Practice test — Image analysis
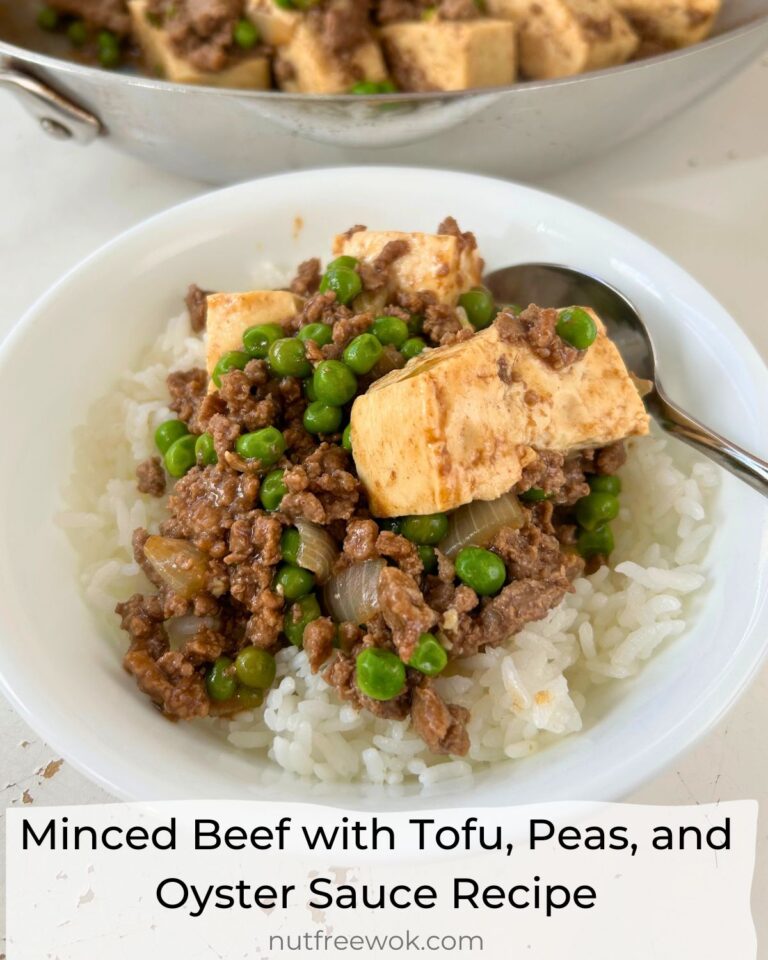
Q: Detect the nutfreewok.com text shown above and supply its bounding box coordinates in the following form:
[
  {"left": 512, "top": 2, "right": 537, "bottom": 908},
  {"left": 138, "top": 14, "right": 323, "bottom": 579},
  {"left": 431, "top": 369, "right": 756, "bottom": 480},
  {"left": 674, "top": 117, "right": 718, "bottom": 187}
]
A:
[{"left": 267, "top": 930, "right": 484, "bottom": 952}]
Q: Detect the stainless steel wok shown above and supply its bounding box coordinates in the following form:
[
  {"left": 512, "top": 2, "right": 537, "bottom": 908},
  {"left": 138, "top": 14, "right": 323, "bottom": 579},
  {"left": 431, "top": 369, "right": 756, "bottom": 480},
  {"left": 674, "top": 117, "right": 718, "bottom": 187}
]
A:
[{"left": 1, "top": 0, "right": 767, "bottom": 183}]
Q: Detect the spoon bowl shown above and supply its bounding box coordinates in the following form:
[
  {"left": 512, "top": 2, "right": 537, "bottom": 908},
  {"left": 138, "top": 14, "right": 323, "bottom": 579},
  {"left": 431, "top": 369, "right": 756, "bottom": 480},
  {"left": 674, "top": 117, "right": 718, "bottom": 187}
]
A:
[{"left": 484, "top": 262, "right": 768, "bottom": 497}]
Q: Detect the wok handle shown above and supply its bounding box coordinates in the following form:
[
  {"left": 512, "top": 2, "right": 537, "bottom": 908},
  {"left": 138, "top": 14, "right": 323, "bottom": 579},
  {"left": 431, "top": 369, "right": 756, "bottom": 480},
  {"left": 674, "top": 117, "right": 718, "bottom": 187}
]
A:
[
  {"left": 0, "top": 63, "right": 101, "bottom": 143},
  {"left": 652, "top": 382, "right": 768, "bottom": 498}
]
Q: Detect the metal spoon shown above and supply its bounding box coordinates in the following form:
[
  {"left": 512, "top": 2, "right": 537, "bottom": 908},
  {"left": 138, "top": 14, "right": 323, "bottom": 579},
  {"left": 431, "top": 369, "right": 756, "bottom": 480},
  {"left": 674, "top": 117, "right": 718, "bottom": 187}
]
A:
[{"left": 483, "top": 263, "right": 768, "bottom": 497}]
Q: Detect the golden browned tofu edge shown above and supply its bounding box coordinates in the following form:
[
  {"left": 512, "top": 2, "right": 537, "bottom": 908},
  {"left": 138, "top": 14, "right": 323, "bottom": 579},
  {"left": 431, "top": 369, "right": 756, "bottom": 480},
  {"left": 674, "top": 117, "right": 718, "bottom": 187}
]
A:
[{"left": 350, "top": 309, "right": 649, "bottom": 516}]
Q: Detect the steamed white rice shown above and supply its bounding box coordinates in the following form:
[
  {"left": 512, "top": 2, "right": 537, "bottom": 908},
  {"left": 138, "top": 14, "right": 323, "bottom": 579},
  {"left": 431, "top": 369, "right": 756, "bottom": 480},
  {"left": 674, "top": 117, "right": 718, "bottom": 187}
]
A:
[{"left": 59, "top": 307, "right": 719, "bottom": 788}]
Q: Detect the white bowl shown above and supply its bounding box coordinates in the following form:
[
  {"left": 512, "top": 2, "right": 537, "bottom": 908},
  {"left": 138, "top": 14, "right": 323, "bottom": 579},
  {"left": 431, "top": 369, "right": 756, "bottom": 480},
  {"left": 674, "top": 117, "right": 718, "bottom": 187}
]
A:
[{"left": 1, "top": 167, "right": 767, "bottom": 808}]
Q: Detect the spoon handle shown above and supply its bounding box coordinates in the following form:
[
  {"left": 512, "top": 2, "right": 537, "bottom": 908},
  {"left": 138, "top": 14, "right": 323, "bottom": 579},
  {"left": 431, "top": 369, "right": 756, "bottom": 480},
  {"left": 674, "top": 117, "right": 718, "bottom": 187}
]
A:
[{"left": 652, "top": 385, "right": 768, "bottom": 497}]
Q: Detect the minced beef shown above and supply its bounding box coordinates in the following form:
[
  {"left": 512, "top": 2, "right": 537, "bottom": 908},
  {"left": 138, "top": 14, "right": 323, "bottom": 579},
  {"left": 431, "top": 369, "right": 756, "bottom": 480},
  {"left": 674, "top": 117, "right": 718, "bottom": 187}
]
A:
[
  {"left": 167, "top": 367, "right": 208, "bottom": 428},
  {"left": 290, "top": 259, "right": 322, "bottom": 298},
  {"left": 411, "top": 682, "right": 470, "bottom": 756},
  {"left": 496, "top": 305, "right": 582, "bottom": 371},
  {"left": 136, "top": 456, "right": 167, "bottom": 497},
  {"left": 147, "top": 0, "right": 248, "bottom": 73},
  {"left": 358, "top": 239, "right": 409, "bottom": 291},
  {"left": 185, "top": 284, "right": 209, "bottom": 333},
  {"left": 308, "top": 0, "right": 373, "bottom": 58},
  {"left": 378, "top": 566, "right": 437, "bottom": 663},
  {"left": 50, "top": 0, "right": 130, "bottom": 33},
  {"left": 116, "top": 217, "right": 623, "bottom": 754},
  {"left": 304, "top": 617, "right": 337, "bottom": 672}
]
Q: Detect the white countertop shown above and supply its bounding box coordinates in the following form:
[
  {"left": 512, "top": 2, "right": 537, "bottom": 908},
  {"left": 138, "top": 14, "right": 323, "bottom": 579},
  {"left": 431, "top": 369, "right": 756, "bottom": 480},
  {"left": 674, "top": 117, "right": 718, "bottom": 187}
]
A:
[{"left": 1, "top": 54, "right": 768, "bottom": 951}]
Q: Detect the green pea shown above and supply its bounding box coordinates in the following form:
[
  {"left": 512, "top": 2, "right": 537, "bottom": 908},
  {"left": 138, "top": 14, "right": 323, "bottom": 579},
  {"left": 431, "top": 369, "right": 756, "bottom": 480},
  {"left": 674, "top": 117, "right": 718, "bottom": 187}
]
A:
[
  {"left": 401, "top": 337, "right": 426, "bottom": 360},
  {"left": 232, "top": 687, "right": 264, "bottom": 711},
  {"left": 378, "top": 517, "right": 402, "bottom": 534},
  {"left": 356, "top": 648, "right": 406, "bottom": 701},
  {"left": 284, "top": 593, "right": 321, "bottom": 647},
  {"left": 243, "top": 322, "right": 284, "bottom": 359},
  {"left": 298, "top": 322, "right": 333, "bottom": 346},
  {"left": 195, "top": 432, "right": 218, "bottom": 466},
  {"left": 400, "top": 513, "right": 449, "bottom": 546},
  {"left": 455, "top": 546, "right": 506, "bottom": 596},
  {"left": 303, "top": 377, "right": 318, "bottom": 402},
  {"left": 233, "top": 17, "right": 259, "bottom": 48},
  {"left": 589, "top": 474, "right": 622, "bottom": 495},
  {"left": 372, "top": 315, "right": 409, "bottom": 348},
  {"left": 350, "top": 81, "right": 381, "bottom": 95},
  {"left": 520, "top": 487, "right": 551, "bottom": 502},
  {"left": 97, "top": 30, "right": 121, "bottom": 68},
  {"left": 206, "top": 657, "right": 237, "bottom": 702},
  {"left": 417, "top": 544, "right": 437, "bottom": 574},
  {"left": 280, "top": 527, "right": 301, "bottom": 565},
  {"left": 319, "top": 266, "right": 362, "bottom": 306},
  {"left": 556, "top": 307, "right": 597, "bottom": 350},
  {"left": 407, "top": 313, "right": 424, "bottom": 336},
  {"left": 577, "top": 523, "right": 615, "bottom": 558},
  {"left": 164, "top": 434, "right": 197, "bottom": 478},
  {"left": 507, "top": 303, "right": 523, "bottom": 316},
  {"left": 342, "top": 423, "right": 353, "bottom": 452},
  {"left": 66, "top": 19, "right": 87, "bottom": 44},
  {"left": 154, "top": 419, "right": 189, "bottom": 455},
  {"left": 575, "top": 492, "right": 620, "bottom": 531},
  {"left": 268, "top": 337, "right": 311, "bottom": 378},
  {"left": 260, "top": 469, "right": 287, "bottom": 510},
  {"left": 212, "top": 349, "right": 249, "bottom": 387},
  {"left": 37, "top": 6, "right": 60, "bottom": 30},
  {"left": 343, "top": 333, "right": 382, "bottom": 374},
  {"left": 234, "top": 646, "right": 276, "bottom": 689},
  {"left": 458, "top": 288, "right": 495, "bottom": 329},
  {"left": 408, "top": 633, "right": 448, "bottom": 677},
  {"left": 313, "top": 359, "right": 358, "bottom": 405},
  {"left": 274, "top": 564, "right": 316, "bottom": 600},
  {"left": 327, "top": 255, "right": 358, "bottom": 271},
  {"left": 303, "top": 401, "right": 343, "bottom": 435},
  {"left": 236, "top": 426, "right": 286, "bottom": 467}
]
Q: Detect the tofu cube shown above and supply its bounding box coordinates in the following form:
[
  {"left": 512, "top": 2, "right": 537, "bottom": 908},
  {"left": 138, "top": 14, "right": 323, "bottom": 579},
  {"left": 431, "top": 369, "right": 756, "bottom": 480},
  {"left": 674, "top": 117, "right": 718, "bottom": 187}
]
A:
[
  {"left": 331, "top": 229, "right": 484, "bottom": 305},
  {"left": 380, "top": 20, "right": 517, "bottom": 92},
  {"left": 128, "top": 0, "right": 270, "bottom": 88},
  {"left": 611, "top": 0, "right": 720, "bottom": 48},
  {"left": 277, "top": 26, "right": 386, "bottom": 92},
  {"left": 486, "top": 0, "right": 638, "bottom": 78},
  {"left": 246, "top": 0, "right": 300, "bottom": 45},
  {"left": 350, "top": 308, "right": 649, "bottom": 516},
  {"left": 205, "top": 290, "right": 302, "bottom": 383},
  {"left": 246, "top": 0, "right": 387, "bottom": 93}
]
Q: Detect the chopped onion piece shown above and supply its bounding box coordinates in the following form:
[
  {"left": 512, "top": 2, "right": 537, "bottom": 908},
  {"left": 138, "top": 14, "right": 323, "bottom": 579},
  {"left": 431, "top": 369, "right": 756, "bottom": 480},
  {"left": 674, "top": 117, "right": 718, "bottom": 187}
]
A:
[
  {"left": 439, "top": 492, "right": 524, "bottom": 557},
  {"left": 166, "top": 615, "right": 220, "bottom": 645},
  {"left": 143, "top": 536, "right": 207, "bottom": 598},
  {"left": 295, "top": 519, "right": 339, "bottom": 585},
  {"left": 324, "top": 559, "right": 386, "bottom": 625}
]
